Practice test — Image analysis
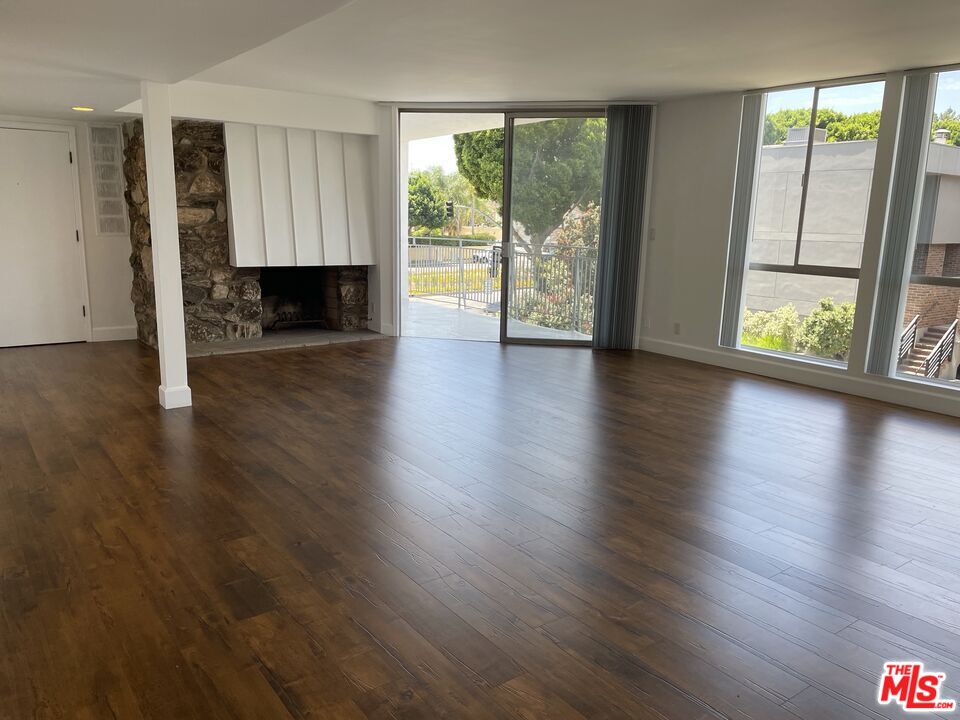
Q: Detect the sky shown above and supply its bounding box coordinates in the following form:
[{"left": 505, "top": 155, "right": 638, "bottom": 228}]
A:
[
  {"left": 409, "top": 135, "right": 457, "bottom": 173},
  {"left": 766, "top": 71, "right": 960, "bottom": 116},
  {"left": 934, "top": 70, "right": 960, "bottom": 113}
]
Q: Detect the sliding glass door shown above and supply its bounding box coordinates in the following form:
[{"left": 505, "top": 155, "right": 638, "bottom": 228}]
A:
[{"left": 501, "top": 113, "right": 607, "bottom": 344}]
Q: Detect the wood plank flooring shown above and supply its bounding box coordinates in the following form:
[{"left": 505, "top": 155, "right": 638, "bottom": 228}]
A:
[{"left": 1, "top": 337, "right": 959, "bottom": 719}]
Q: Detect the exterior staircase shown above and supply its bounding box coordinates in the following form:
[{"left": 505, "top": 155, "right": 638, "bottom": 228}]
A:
[{"left": 898, "top": 322, "right": 957, "bottom": 378}]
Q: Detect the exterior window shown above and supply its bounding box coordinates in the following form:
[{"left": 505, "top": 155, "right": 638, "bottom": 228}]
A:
[
  {"left": 738, "top": 81, "right": 885, "bottom": 364},
  {"left": 893, "top": 70, "right": 960, "bottom": 385}
]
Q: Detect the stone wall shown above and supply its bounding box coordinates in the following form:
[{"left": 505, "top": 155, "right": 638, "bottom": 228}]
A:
[
  {"left": 331, "top": 267, "right": 369, "bottom": 330},
  {"left": 123, "top": 120, "right": 262, "bottom": 346}
]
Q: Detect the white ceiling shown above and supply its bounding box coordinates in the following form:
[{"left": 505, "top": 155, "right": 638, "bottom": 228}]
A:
[
  {"left": 0, "top": 0, "right": 350, "bottom": 119},
  {"left": 4, "top": 0, "right": 960, "bottom": 120},
  {"left": 196, "top": 0, "right": 960, "bottom": 102}
]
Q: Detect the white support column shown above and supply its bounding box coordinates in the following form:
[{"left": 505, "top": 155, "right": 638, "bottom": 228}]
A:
[{"left": 141, "top": 81, "right": 192, "bottom": 409}]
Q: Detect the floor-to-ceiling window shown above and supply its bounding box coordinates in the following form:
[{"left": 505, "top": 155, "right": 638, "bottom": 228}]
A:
[
  {"left": 502, "top": 113, "right": 606, "bottom": 343},
  {"left": 885, "top": 70, "right": 960, "bottom": 386},
  {"left": 399, "top": 112, "right": 505, "bottom": 342},
  {"left": 399, "top": 110, "right": 607, "bottom": 345},
  {"left": 733, "top": 80, "right": 885, "bottom": 364}
]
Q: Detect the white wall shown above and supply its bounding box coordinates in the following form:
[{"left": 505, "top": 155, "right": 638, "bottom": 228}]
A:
[
  {"left": 638, "top": 91, "right": 960, "bottom": 418},
  {"left": 641, "top": 92, "right": 742, "bottom": 349},
  {"left": 0, "top": 115, "right": 136, "bottom": 342}
]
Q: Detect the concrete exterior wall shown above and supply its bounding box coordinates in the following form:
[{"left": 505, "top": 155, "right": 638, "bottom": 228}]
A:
[
  {"left": 931, "top": 175, "right": 960, "bottom": 246},
  {"left": 746, "top": 139, "right": 875, "bottom": 315},
  {"left": 747, "top": 139, "right": 960, "bottom": 319}
]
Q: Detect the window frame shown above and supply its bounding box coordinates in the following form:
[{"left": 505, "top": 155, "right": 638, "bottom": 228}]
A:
[
  {"left": 748, "top": 77, "right": 885, "bottom": 278},
  {"left": 721, "top": 63, "right": 960, "bottom": 407},
  {"left": 722, "top": 73, "right": 891, "bottom": 365}
]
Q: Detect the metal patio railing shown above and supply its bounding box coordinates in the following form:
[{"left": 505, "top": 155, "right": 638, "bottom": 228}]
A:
[{"left": 407, "top": 236, "right": 598, "bottom": 335}]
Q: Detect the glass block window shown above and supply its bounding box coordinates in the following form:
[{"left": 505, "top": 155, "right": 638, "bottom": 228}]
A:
[{"left": 90, "top": 125, "right": 128, "bottom": 234}]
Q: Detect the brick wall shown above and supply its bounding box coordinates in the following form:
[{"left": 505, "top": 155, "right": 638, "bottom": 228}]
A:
[
  {"left": 903, "top": 283, "right": 960, "bottom": 328},
  {"left": 944, "top": 244, "right": 960, "bottom": 276},
  {"left": 924, "top": 244, "right": 945, "bottom": 274}
]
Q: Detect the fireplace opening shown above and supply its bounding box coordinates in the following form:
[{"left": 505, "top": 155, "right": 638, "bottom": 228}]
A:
[
  {"left": 259, "top": 266, "right": 369, "bottom": 334},
  {"left": 260, "top": 267, "right": 329, "bottom": 332}
]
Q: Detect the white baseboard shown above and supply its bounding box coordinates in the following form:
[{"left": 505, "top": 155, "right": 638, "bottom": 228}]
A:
[
  {"left": 637, "top": 336, "right": 960, "bottom": 419},
  {"left": 91, "top": 325, "right": 137, "bottom": 342},
  {"left": 158, "top": 384, "right": 192, "bottom": 409}
]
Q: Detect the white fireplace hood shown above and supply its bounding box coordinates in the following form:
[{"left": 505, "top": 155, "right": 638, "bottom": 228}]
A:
[{"left": 223, "top": 123, "right": 376, "bottom": 267}]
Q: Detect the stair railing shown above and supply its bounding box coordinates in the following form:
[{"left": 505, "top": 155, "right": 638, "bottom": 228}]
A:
[
  {"left": 899, "top": 315, "right": 920, "bottom": 362},
  {"left": 921, "top": 319, "right": 958, "bottom": 378}
]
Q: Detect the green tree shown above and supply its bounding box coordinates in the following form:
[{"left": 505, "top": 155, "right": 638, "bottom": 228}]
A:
[
  {"left": 826, "top": 109, "right": 882, "bottom": 142},
  {"left": 417, "top": 165, "right": 497, "bottom": 235},
  {"left": 407, "top": 170, "right": 446, "bottom": 232},
  {"left": 797, "top": 298, "right": 855, "bottom": 360},
  {"left": 763, "top": 107, "right": 880, "bottom": 145},
  {"left": 452, "top": 131, "right": 503, "bottom": 203},
  {"left": 454, "top": 118, "right": 606, "bottom": 255}
]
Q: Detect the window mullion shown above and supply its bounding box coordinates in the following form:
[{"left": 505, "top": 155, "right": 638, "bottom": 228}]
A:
[{"left": 793, "top": 87, "right": 820, "bottom": 268}]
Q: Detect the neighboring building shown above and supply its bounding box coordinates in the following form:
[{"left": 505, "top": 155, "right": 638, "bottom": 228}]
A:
[
  {"left": 907, "top": 139, "right": 960, "bottom": 329},
  {"left": 746, "top": 130, "right": 873, "bottom": 316},
  {"left": 746, "top": 130, "right": 960, "bottom": 379}
]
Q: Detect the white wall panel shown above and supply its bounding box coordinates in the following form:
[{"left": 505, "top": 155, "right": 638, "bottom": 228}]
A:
[
  {"left": 224, "top": 122, "right": 375, "bottom": 267},
  {"left": 315, "top": 131, "right": 351, "bottom": 265},
  {"left": 256, "top": 126, "right": 296, "bottom": 265},
  {"left": 286, "top": 128, "right": 324, "bottom": 265},
  {"left": 223, "top": 123, "right": 266, "bottom": 266},
  {"left": 343, "top": 134, "right": 377, "bottom": 265}
]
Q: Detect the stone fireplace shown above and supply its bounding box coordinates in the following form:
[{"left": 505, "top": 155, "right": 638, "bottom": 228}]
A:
[{"left": 122, "top": 119, "right": 368, "bottom": 347}]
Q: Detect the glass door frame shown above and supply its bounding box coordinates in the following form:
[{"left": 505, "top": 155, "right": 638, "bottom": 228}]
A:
[{"left": 500, "top": 108, "right": 607, "bottom": 346}]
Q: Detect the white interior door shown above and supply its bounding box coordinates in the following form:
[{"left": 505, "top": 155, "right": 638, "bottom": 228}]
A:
[{"left": 0, "top": 127, "right": 87, "bottom": 347}]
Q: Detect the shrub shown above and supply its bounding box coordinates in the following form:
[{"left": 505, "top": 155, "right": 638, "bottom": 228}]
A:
[
  {"left": 741, "top": 304, "right": 800, "bottom": 352},
  {"left": 511, "top": 255, "right": 595, "bottom": 334},
  {"left": 797, "top": 298, "right": 855, "bottom": 360}
]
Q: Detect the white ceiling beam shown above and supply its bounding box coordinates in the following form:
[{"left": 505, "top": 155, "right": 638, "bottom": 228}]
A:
[{"left": 117, "top": 82, "right": 379, "bottom": 135}]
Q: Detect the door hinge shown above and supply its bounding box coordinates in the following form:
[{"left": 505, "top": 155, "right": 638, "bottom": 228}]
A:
[
  {"left": 69, "top": 151, "right": 73, "bottom": 164},
  {"left": 82, "top": 305, "right": 86, "bottom": 317},
  {"left": 75, "top": 229, "right": 80, "bottom": 243}
]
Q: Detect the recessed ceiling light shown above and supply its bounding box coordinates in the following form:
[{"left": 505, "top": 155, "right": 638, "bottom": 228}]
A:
[{"left": 71, "top": 106, "right": 95, "bottom": 112}]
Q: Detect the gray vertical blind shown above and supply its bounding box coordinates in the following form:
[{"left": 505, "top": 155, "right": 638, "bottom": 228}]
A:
[
  {"left": 866, "top": 73, "right": 932, "bottom": 376},
  {"left": 719, "top": 93, "right": 764, "bottom": 348},
  {"left": 593, "top": 104, "right": 653, "bottom": 349}
]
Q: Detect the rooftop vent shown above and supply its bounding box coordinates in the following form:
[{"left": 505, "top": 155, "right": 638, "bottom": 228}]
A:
[
  {"left": 934, "top": 128, "right": 951, "bottom": 145},
  {"left": 785, "top": 126, "right": 827, "bottom": 145}
]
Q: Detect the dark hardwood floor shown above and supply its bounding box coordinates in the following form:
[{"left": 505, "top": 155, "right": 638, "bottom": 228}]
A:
[{"left": 1, "top": 337, "right": 959, "bottom": 719}]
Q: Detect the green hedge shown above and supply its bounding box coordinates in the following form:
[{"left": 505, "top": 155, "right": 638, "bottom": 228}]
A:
[{"left": 741, "top": 298, "right": 855, "bottom": 361}]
